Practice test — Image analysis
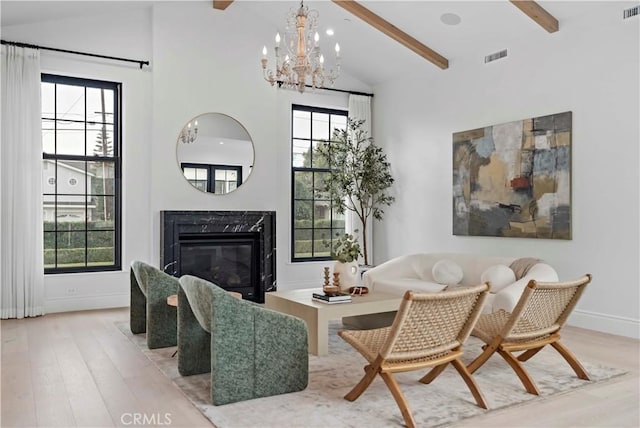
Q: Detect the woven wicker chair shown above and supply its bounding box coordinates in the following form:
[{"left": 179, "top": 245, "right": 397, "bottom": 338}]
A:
[
  {"left": 467, "top": 274, "right": 592, "bottom": 395},
  {"left": 339, "top": 284, "right": 490, "bottom": 428}
]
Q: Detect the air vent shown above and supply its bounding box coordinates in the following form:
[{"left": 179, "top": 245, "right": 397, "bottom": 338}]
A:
[
  {"left": 484, "top": 49, "right": 508, "bottom": 64},
  {"left": 623, "top": 5, "right": 639, "bottom": 19}
]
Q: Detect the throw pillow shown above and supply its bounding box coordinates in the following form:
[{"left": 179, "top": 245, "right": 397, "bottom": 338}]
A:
[
  {"left": 480, "top": 264, "right": 516, "bottom": 292},
  {"left": 432, "top": 259, "right": 464, "bottom": 285}
]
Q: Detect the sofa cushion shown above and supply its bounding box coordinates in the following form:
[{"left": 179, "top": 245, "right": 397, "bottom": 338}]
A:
[
  {"left": 374, "top": 278, "right": 446, "bottom": 295},
  {"left": 432, "top": 259, "right": 464, "bottom": 285},
  {"left": 480, "top": 264, "right": 516, "bottom": 292}
]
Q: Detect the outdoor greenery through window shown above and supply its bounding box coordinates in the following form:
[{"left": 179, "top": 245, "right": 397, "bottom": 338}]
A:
[
  {"left": 42, "top": 74, "right": 121, "bottom": 273},
  {"left": 291, "top": 104, "right": 347, "bottom": 261}
]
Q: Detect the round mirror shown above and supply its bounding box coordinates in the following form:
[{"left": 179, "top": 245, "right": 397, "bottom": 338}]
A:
[{"left": 176, "top": 113, "right": 254, "bottom": 194}]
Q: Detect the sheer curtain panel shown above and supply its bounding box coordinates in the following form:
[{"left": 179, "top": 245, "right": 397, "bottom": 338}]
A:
[
  {"left": 1, "top": 45, "right": 44, "bottom": 318},
  {"left": 347, "top": 95, "right": 373, "bottom": 264}
]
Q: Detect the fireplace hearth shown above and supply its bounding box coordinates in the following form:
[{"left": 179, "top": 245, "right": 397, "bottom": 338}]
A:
[{"left": 161, "top": 211, "right": 276, "bottom": 303}]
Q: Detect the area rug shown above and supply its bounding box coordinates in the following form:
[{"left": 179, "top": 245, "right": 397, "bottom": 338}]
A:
[{"left": 118, "top": 323, "right": 626, "bottom": 428}]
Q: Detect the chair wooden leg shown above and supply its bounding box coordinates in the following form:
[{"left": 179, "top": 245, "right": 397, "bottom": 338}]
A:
[
  {"left": 380, "top": 372, "right": 417, "bottom": 428},
  {"left": 551, "top": 341, "right": 590, "bottom": 381},
  {"left": 344, "top": 364, "right": 379, "bottom": 402},
  {"left": 517, "top": 346, "right": 544, "bottom": 362},
  {"left": 497, "top": 348, "right": 540, "bottom": 395},
  {"left": 467, "top": 345, "right": 496, "bottom": 374},
  {"left": 451, "top": 358, "right": 488, "bottom": 409},
  {"left": 419, "top": 363, "right": 448, "bottom": 384}
]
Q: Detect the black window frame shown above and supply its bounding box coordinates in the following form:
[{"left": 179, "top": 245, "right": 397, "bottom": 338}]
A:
[
  {"left": 291, "top": 104, "right": 348, "bottom": 262},
  {"left": 180, "top": 162, "right": 243, "bottom": 194},
  {"left": 42, "top": 73, "right": 122, "bottom": 274}
]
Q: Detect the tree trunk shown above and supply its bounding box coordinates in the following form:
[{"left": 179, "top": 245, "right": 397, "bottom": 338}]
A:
[{"left": 361, "top": 215, "right": 368, "bottom": 266}]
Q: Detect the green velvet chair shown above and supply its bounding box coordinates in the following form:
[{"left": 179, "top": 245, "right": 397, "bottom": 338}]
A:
[
  {"left": 130, "top": 261, "right": 178, "bottom": 349},
  {"left": 177, "top": 275, "right": 309, "bottom": 405}
]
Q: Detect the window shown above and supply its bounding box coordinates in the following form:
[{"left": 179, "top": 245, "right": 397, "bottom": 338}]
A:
[
  {"left": 180, "top": 163, "right": 242, "bottom": 194},
  {"left": 42, "top": 74, "right": 121, "bottom": 273},
  {"left": 291, "top": 104, "right": 347, "bottom": 261}
]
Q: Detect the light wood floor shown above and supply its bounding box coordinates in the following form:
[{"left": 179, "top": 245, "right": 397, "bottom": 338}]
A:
[{"left": 1, "top": 307, "right": 639, "bottom": 427}]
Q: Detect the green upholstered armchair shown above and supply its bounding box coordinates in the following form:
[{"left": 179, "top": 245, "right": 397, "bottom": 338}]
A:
[
  {"left": 130, "top": 261, "right": 178, "bottom": 349},
  {"left": 177, "top": 275, "right": 309, "bottom": 405}
]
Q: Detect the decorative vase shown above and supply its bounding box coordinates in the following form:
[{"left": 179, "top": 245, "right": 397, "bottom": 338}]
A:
[{"left": 334, "top": 260, "right": 359, "bottom": 292}]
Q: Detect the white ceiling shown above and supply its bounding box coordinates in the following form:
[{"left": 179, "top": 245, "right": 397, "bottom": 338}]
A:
[{"left": 0, "top": 1, "right": 632, "bottom": 87}]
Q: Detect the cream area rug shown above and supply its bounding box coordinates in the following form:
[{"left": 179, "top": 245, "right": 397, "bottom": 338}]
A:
[{"left": 118, "top": 323, "right": 626, "bottom": 428}]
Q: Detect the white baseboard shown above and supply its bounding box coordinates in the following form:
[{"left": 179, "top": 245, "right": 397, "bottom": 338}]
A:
[
  {"left": 45, "top": 293, "right": 129, "bottom": 314},
  {"left": 569, "top": 309, "right": 639, "bottom": 339}
]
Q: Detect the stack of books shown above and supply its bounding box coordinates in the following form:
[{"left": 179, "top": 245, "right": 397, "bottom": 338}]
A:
[{"left": 312, "top": 291, "right": 352, "bottom": 304}]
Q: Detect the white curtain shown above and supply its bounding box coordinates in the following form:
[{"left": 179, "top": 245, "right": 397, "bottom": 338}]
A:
[
  {"left": 347, "top": 94, "right": 373, "bottom": 264},
  {"left": 1, "top": 45, "right": 44, "bottom": 318}
]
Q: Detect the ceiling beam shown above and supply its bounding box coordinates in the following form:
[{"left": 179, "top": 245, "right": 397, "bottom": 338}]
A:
[
  {"left": 509, "top": 1, "right": 559, "bottom": 33},
  {"left": 213, "top": 1, "right": 234, "bottom": 11},
  {"left": 331, "top": 0, "right": 448, "bottom": 70}
]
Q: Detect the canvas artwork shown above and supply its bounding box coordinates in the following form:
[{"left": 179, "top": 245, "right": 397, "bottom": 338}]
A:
[{"left": 452, "top": 111, "right": 571, "bottom": 239}]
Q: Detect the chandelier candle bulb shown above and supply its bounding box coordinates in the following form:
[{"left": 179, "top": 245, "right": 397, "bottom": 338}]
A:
[{"left": 275, "top": 33, "right": 281, "bottom": 47}]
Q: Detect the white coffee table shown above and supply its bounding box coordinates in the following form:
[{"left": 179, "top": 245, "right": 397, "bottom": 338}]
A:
[{"left": 265, "top": 288, "right": 402, "bottom": 356}]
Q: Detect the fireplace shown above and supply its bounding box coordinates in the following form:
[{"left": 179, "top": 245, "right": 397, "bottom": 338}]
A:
[{"left": 161, "top": 211, "right": 276, "bottom": 303}]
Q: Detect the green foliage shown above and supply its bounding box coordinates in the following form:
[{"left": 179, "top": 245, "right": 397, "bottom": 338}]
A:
[
  {"left": 44, "top": 247, "right": 114, "bottom": 265},
  {"left": 293, "top": 239, "right": 331, "bottom": 257},
  {"left": 328, "top": 232, "right": 362, "bottom": 263},
  {"left": 293, "top": 219, "right": 345, "bottom": 229},
  {"left": 43, "top": 221, "right": 114, "bottom": 249},
  {"left": 316, "top": 118, "right": 395, "bottom": 264}
]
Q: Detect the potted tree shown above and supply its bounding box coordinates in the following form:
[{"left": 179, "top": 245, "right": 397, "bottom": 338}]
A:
[{"left": 317, "top": 118, "right": 395, "bottom": 266}]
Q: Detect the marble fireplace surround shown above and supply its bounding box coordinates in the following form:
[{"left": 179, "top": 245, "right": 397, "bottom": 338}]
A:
[{"left": 160, "top": 210, "right": 276, "bottom": 303}]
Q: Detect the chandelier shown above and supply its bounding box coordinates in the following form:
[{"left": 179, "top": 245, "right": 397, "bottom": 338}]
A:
[
  {"left": 261, "top": 1, "right": 341, "bottom": 93},
  {"left": 179, "top": 120, "right": 198, "bottom": 144}
]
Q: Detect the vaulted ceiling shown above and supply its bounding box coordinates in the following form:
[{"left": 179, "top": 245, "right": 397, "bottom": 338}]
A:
[{"left": 0, "top": 1, "right": 630, "bottom": 87}]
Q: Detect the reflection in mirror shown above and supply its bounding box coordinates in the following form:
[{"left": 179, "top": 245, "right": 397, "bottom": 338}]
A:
[{"left": 176, "top": 113, "right": 254, "bottom": 194}]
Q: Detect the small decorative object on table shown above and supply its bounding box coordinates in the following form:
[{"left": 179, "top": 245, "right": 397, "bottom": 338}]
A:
[
  {"left": 332, "top": 272, "right": 341, "bottom": 288},
  {"left": 323, "top": 284, "right": 340, "bottom": 295},
  {"left": 330, "top": 232, "right": 362, "bottom": 292},
  {"left": 312, "top": 291, "right": 352, "bottom": 304},
  {"left": 348, "top": 286, "right": 369, "bottom": 295}
]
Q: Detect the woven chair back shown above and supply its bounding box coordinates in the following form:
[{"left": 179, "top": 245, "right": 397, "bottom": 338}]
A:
[
  {"left": 380, "top": 284, "right": 489, "bottom": 361},
  {"left": 504, "top": 275, "right": 591, "bottom": 341}
]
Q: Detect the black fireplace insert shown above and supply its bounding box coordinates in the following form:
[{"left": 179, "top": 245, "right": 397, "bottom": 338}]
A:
[{"left": 160, "top": 211, "right": 276, "bottom": 302}]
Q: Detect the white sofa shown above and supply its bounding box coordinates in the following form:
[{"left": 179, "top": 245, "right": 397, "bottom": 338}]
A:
[{"left": 362, "top": 253, "right": 559, "bottom": 313}]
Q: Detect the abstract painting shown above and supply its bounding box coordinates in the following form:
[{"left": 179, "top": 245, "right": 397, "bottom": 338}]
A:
[{"left": 453, "top": 111, "right": 571, "bottom": 239}]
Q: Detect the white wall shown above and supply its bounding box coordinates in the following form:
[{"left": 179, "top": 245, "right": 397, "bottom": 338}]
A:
[
  {"left": 2, "top": 10, "right": 154, "bottom": 312},
  {"left": 372, "top": 6, "right": 639, "bottom": 338},
  {"left": 149, "top": 2, "right": 371, "bottom": 291}
]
